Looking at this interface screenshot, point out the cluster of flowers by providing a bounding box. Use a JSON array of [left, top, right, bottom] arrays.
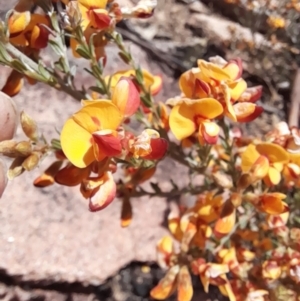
[[151, 120, 300, 301], [1, 1, 300, 301], [147, 60, 300, 300]]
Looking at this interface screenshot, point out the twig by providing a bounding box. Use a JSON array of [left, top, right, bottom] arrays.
[[289, 68, 300, 127], [2, 41, 84, 101]]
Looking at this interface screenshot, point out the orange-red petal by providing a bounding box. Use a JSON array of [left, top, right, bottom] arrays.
[[2, 70, 24, 97], [214, 201, 236, 238], [178, 266, 193, 301], [234, 103, 263, 122], [89, 171, 116, 211], [112, 77, 140, 117]]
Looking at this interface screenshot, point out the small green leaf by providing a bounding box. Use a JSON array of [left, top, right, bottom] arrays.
[[11, 59, 28, 73], [51, 139, 61, 150], [135, 66, 144, 85], [88, 32, 96, 57], [0, 45, 11, 63], [140, 94, 152, 108], [49, 11, 60, 32], [141, 160, 155, 169], [38, 62, 51, 80], [89, 85, 105, 95], [114, 32, 123, 46], [118, 51, 132, 64], [91, 65, 102, 78], [48, 39, 63, 56], [75, 45, 91, 59]]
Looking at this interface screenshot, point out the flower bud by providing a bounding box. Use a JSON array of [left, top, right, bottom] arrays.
[[0, 92, 18, 142], [112, 77, 140, 118], [0, 160, 8, 198], [20, 111, 38, 141], [22, 152, 40, 171], [142, 137, 168, 160], [65, 1, 81, 29], [89, 172, 116, 212], [237, 173, 252, 190], [8, 157, 25, 180], [212, 172, 232, 189], [0, 140, 18, 157], [15, 141, 32, 157]]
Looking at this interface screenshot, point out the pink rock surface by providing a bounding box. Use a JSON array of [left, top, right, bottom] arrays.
[[0, 44, 179, 284]]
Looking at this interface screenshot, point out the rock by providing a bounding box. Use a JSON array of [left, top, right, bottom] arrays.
[[0, 43, 177, 286]]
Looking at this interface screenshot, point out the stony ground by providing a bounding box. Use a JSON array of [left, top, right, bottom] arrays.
[[0, 0, 299, 300]]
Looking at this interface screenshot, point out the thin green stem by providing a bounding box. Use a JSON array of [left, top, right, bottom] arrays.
[[1, 41, 85, 101]]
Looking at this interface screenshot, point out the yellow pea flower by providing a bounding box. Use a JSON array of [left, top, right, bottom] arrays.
[[9, 12, 50, 49], [241, 143, 289, 186], [106, 69, 162, 96], [167, 97, 223, 144], [78, 0, 110, 30], [61, 77, 140, 168]]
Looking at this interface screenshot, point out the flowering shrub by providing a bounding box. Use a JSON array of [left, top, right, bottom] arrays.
[[0, 1, 300, 300]]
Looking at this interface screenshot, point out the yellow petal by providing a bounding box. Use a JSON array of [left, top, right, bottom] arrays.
[[179, 69, 196, 98], [251, 155, 269, 179], [73, 100, 122, 133], [8, 11, 31, 35], [150, 265, 179, 300], [169, 98, 223, 140], [223, 59, 242, 80], [259, 193, 287, 215], [240, 144, 260, 172], [157, 236, 173, 255], [191, 98, 224, 119], [78, 0, 107, 8], [214, 201, 236, 237], [290, 153, 300, 166], [106, 70, 133, 88], [256, 142, 289, 164], [168, 211, 183, 241], [262, 260, 281, 280], [222, 83, 236, 122], [60, 118, 95, 168], [267, 166, 281, 185], [198, 60, 231, 81], [112, 77, 140, 117], [219, 281, 236, 301], [228, 79, 247, 100], [169, 104, 196, 140], [142, 69, 162, 95], [178, 266, 193, 301], [78, 3, 91, 30]]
